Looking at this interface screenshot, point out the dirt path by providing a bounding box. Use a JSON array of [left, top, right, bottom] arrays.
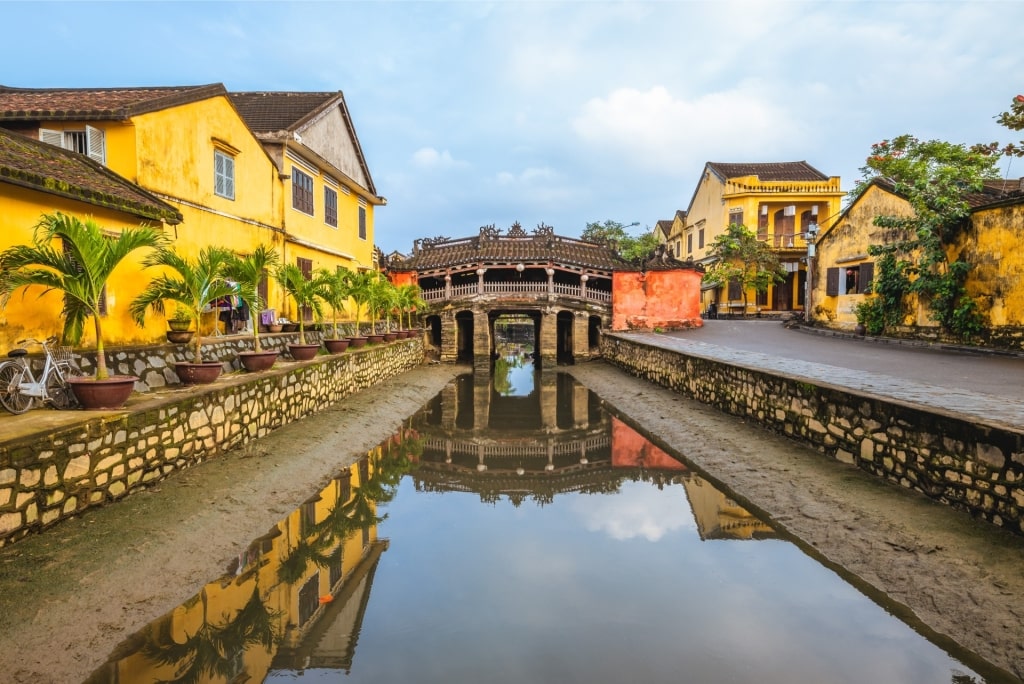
[[568, 362, 1024, 682], [1, 361, 1023, 683]]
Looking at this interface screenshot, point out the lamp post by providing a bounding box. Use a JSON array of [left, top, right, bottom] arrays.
[[804, 223, 818, 322]]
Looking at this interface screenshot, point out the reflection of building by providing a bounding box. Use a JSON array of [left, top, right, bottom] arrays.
[[86, 447, 395, 684], [682, 475, 776, 541]]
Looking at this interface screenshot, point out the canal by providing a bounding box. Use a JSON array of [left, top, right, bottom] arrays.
[[77, 358, 999, 683]]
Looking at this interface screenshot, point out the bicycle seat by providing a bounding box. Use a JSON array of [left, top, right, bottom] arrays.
[[7, 349, 27, 358]]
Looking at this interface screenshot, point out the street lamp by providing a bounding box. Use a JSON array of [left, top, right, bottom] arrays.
[[804, 223, 819, 321]]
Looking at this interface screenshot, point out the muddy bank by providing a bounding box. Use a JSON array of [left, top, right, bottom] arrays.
[[0, 364, 463, 684], [568, 362, 1024, 682]]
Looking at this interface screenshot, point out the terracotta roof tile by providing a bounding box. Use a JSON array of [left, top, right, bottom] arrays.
[[0, 128, 182, 223], [229, 91, 340, 133], [0, 84, 225, 121], [707, 161, 830, 182], [395, 224, 632, 274], [967, 178, 1024, 209]]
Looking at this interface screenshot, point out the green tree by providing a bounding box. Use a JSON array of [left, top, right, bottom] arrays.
[[223, 244, 279, 352], [273, 264, 329, 345], [316, 266, 354, 338], [394, 283, 426, 330], [130, 246, 237, 364], [851, 134, 998, 339], [0, 213, 165, 380], [581, 220, 660, 263], [702, 223, 784, 315]]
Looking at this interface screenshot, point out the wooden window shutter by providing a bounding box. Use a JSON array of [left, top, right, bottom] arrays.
[[860, 262, 875, 292], [86, 125, 105, 164], [358, 206, 367, 240], [728, 278, 742, 300], [826, 267, 840, 296], [40, 128, 63, 147]]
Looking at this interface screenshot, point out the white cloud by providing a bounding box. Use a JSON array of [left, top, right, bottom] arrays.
[[411, 147, 468, 169], [572, 84, 803, 173], [571, 481, 695, 542]]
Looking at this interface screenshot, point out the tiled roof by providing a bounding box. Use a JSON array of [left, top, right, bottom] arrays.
[[654, 220, 673, 238], [0, 84, 225, 121], [968, 178, 1024, 209], [0, 128, 182, 223], [707, 161, 830, 182], [229, 91, 340, 133], [394, 224, 632, 274]]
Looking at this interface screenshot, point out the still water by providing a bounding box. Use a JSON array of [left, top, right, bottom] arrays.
[[87, 360, 993, 683]]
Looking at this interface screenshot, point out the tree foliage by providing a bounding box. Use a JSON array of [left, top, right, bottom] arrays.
[[581, 220, 660, 263], [851, 132, 999, 339], [702, 223, 785, 313], [0, 213, 165, 379]]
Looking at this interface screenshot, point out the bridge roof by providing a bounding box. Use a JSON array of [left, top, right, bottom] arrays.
[[392, 223, 632, 274]]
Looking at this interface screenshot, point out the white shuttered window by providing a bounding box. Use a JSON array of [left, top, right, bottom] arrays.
[[214, 150, 235, 200]]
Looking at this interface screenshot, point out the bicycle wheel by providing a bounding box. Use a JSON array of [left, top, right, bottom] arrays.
[[0, 362, 33, 414], [46, 366, 78, 410]]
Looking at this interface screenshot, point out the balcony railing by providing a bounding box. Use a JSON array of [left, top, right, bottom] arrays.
[[421, 280, 611, 304]]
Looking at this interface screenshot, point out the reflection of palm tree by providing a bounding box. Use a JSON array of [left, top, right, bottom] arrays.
[[141, 587, 279, 684], [276, 533, 336, 586]]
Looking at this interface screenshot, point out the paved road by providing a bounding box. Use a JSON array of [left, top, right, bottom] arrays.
[[638, 320, 1024, 428]]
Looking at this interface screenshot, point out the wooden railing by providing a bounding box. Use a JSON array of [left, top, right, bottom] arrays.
[[421, 281, 611, 304]]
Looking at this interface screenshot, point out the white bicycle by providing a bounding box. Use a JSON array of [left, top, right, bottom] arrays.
[[0, 337, 82, 414]]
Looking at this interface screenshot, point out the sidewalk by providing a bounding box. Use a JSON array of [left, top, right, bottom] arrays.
[[653, 320, 1024, 428]]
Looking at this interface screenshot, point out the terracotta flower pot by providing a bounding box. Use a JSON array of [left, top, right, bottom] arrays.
[[282, 323, 299, 333], [174, 361, 223, 385], [383, 332, 398, 342], [168, 320, 192, 332], [288, 343, 321, 361], [323, 338, 351, 354], [267, 324, 283, 333], [366, 334, 385, 345], [347, 336, 368, 349], [67, 376, 137, 410], [237, 350, 279, 372], [166, 330, 194, 344]]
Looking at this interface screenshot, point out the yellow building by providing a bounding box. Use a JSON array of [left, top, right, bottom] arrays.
[[229, 91, 387, 322], [812, 177, 1024, 346], [682, 161, 843, 315], [0, 84, 384, 342], [0, 127, 182, 351]]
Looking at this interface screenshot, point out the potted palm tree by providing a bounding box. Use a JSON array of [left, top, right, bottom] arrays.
[[317, 266, 353, 353], [273, 264, 327, 361], [345, 270, 377, 348], [166, 306, 195, 344], [364, 273, 388, 344], [395, 283, 426, 338], [130, 246, 236, 385], [0, 213, 163, 409], [224, 245, 281, 372]]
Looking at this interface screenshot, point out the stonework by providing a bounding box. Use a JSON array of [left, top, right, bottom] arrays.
[[0, 338, 423, 547], [601, 334, 1024, 535]]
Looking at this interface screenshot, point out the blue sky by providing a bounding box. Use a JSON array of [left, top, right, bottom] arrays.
[[5, 1, 1023, 254]]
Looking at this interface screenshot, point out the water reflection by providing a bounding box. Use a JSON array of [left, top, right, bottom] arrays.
[[87, 370, 994, 684]]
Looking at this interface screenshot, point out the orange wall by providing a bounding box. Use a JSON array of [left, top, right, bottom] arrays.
[[611, 268, 703, 331]]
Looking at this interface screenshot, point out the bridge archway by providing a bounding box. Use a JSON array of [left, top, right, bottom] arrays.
[[588, 315, 602, 352], [557, 311, 575, 364], [455, 310, 474, 363]]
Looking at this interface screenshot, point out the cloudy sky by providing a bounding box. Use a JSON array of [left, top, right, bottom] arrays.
[[6, 1, 1023, 253]]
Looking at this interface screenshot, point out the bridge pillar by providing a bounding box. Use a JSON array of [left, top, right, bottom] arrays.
[[539, 309, 558, 365], [440, 311, 459, 363], [473, 372, 491, 428], [539, 369, 557, 429], [572, 312, 591, 361], [473, 309, 491, 373], [573, 382, 590, 428]]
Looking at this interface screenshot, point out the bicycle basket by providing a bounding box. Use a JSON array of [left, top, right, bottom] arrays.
[[54, 346, 77, 364]]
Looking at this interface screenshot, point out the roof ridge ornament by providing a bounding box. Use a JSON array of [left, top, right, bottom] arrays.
[[479, 224, 501, 241], [507, 221, 527, 238], [533, 222, 554, 238]]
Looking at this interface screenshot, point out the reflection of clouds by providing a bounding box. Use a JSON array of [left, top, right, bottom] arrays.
[[570, 481, 695, 541]]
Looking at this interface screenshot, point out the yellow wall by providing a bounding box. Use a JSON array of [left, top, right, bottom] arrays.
[[811, 184, 915, 328], [953, 202, 1024, 327], [0, 185, 171, 352]]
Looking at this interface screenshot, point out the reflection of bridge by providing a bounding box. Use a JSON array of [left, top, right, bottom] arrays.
[[389, 223, 629, 369]]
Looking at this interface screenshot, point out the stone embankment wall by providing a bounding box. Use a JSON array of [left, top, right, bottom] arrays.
[[0, 339, 423, 547], [601, 334, 1024, 536]]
